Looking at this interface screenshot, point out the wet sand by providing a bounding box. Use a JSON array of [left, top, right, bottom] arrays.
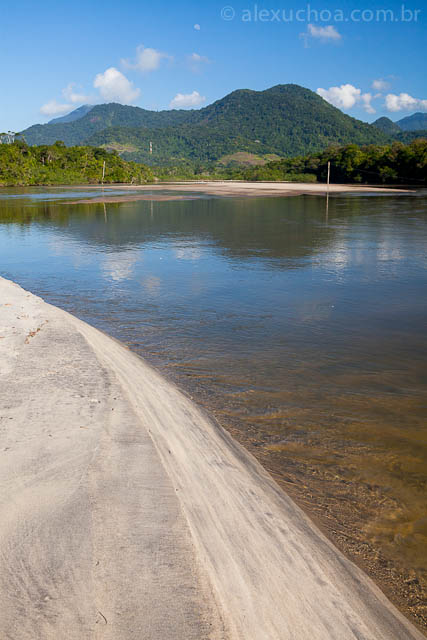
[[67, 180, 410, 204], [0, 276, 425, 639]]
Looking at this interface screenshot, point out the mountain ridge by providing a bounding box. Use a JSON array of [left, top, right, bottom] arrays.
[[397, 112, 427, 131], [20, 84, 396, 164]]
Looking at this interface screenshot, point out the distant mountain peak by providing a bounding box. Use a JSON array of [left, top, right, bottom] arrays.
[[372, 116, 401, 134], [397, 112, 427, 131], [48, 104, 94, 125]]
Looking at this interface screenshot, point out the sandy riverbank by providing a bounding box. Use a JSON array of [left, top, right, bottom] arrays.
[[0, 276, 424, 639], [67, 180, 411, 203]]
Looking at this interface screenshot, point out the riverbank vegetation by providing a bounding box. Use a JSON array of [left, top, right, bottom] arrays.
[[0, 139, 425, 187], [0, 141, 153, 186], [154, 140, 427, 186]]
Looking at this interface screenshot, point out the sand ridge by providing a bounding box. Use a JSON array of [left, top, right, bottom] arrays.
[[61, 180, 411, 204]]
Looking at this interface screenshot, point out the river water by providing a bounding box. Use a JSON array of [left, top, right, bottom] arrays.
[[1, 187, 426, 623]]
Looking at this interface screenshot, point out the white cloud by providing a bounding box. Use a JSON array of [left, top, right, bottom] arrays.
[[40, 82, 95, 116], [62, 83, 92, 104], [317, 84, 361, 109], [190, 53, 210, 64], [361, 92, 376, 114], [94, 67, 140, 104], [40, 100, 73, 116], [188, 52, 211, 72], [372, 78, 390, 91], [385, 92, 427, 112], [169, 90, 206, 109], [306, 23, 342, 41], [41, 68, 140, 116], [194, 23, 201, 30], [122, 45, 171, 72], [317, 84, 376, 113]]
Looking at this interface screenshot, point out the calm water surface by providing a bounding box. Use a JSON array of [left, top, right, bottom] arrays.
[[1, 187, 426, 586]]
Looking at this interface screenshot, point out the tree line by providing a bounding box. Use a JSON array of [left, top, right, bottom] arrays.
[[0, 139, 425, 187], [0, 141, 153, 186], [155, 140, 427, 185]]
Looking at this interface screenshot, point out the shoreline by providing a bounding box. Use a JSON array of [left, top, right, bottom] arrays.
[[0, 276, 425, 639]]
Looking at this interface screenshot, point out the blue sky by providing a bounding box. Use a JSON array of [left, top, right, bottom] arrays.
[[1, 0, 426, 131]]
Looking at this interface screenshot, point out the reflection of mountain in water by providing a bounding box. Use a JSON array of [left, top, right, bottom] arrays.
[[0, 193, 425, 270], [0, 195, 338, 266]]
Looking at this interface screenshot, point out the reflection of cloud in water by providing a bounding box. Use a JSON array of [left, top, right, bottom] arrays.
[[326, 241, 350, 270], [48, 238, 93, 267], [377, 242, 404, 262], [174, 244, 202, 261], [102, 251, 139, 282], [142, 275, 161, 295]]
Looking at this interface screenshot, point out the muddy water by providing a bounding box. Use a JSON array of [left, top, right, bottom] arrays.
[[1, 188, 426, 630]]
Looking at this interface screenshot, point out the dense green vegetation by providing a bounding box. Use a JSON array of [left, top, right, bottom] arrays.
[[393, 130, 427, 144], [153, 140, 427, 185], [1, 139, 425, 187], [87, 124, 279, 165], [372, 117, 402, 135], [0, 141, 153, 186], [21, 85, 390, 164], [239, 140, 427, 184]]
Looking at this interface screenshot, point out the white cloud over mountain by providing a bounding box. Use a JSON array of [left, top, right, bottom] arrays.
[[317, 84, 375, 113], [40, 100, 73, 116], [169, 90, 206, 109], [385, 92, 427, 112], [94, 67, 140, 103], [40, 83, 95, 116]]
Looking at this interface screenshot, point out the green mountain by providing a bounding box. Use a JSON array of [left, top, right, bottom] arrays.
[[21, 103, 193, 146], [372, 116, 401, 134], [21, 84, 390, 165], [397, 112, 427, 131]]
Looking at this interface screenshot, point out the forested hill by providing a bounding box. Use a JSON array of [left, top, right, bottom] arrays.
[[21, 84, 389, 165], [397, 112, 427, 131], [0, 141, 153, 186], [21, 103, 194, 146]]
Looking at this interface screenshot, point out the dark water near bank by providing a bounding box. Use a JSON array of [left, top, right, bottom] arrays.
[[1, 188, 427, 599]]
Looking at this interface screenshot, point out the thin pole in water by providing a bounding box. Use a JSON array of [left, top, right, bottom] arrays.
[[326, 161, 331, 222], [102, 160, 106, 184]]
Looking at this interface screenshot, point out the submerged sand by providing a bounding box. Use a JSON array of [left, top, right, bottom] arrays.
[[66, 180, 411, 204], [0, 277, 424, 639]]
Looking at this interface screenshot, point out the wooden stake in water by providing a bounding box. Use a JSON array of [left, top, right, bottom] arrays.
[[326, 161, 330, 222], [102, 160, 106, 184]]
